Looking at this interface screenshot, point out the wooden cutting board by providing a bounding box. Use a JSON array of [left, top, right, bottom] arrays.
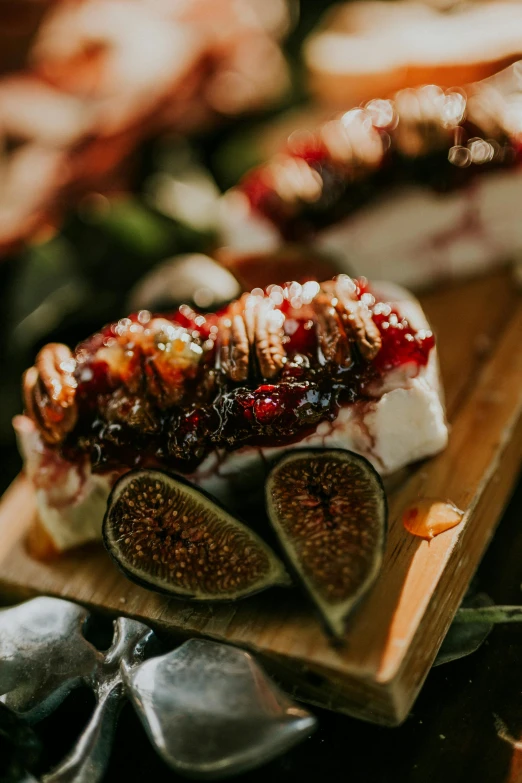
[[1, 270, 522, 727]]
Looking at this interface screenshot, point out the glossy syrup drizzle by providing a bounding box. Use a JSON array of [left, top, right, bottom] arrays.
[[403, 499, 464, 540]]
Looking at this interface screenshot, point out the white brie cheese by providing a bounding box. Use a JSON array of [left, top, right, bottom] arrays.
[[15, 283, 447, 551], [220, 168, 522, 290]]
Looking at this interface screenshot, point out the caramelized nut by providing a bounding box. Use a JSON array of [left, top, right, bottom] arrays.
[[24, 343, 78, 444], [313, 291, 352, 367], [219, 307, 250, 383], [253, 305, 286, 379], [219, 295, 286, 382], [334, 278, 381, 361]]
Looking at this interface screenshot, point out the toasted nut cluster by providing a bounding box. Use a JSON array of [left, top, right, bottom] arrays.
[[219, 277, 381, 380], [93, 316, 205, 409], [219, 293, 286, 381], [105, 387, 160, 435], [313, 291, 353, 368], [23, 343, 78, 444], [315, 276, 381, 366], [333, 276, 381, 361]]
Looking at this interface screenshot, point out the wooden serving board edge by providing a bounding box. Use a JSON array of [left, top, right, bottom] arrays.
[[220, 301, 522, 725], [0, 275, 521, 726]]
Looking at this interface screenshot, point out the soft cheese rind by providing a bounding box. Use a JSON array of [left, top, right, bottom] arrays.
[[14, 415, 113, 551]]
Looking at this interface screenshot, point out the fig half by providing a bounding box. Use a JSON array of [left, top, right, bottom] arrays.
[[265, 449, 387, 638], [103, 469, 289, 600]]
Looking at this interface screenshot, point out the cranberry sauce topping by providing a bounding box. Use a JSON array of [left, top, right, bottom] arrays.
[[60, 279, 435, 475], [239, 86, 522, 241]]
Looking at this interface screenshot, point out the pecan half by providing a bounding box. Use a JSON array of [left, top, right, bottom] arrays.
[[334, 278, 381, 361], [313, 291, 352, 367], [219, 295, 286, 381], [23, 343, 78, 444], [253, 304, 286, 379], [219, 306, 250, 383]]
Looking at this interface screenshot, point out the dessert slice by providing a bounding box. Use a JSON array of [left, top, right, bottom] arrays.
[[219, 62, 522, 290], [304, 1, 522, 108], [15, 275, 448, 554]]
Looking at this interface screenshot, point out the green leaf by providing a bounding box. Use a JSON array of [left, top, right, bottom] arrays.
[[454, 606, 522, 624], [434, 593, 494, 667], [86, 198, 175, 258], [8, 236, 89, 351]]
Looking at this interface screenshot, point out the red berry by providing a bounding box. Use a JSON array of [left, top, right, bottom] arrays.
[[254, 396, 280, 424]]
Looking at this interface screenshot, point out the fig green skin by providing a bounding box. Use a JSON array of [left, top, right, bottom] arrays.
[[102, 468, 290, 603], [264, 448, 388, 641]]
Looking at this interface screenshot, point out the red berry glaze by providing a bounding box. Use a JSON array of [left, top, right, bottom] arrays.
[[52, 278, 435, 477]]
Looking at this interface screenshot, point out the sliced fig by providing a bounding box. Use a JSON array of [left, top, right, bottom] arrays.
[[265, 449, 387, 638], [103, 469, 289, 600]]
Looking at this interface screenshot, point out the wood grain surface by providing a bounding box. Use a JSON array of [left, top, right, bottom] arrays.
[[1, 270, 521, 726]]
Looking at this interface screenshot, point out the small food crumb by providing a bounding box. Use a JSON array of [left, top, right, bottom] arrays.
[[119, 597, 127, 604], [440, 734, 446, 740]]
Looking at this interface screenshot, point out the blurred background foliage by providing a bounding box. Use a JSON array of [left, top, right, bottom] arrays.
[[0, 0, 336, 491]]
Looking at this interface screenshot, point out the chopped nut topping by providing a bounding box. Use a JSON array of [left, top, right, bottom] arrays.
[[105, 387, 160, 434], [96, 317, 204, 407], [24, 343, 78, 444]]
